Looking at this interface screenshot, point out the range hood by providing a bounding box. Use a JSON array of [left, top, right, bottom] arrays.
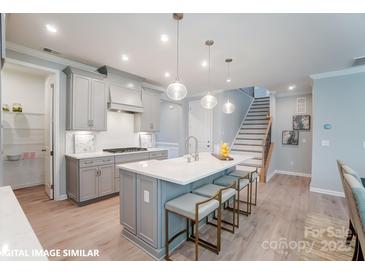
[[108, 84, 143, 113], [98, 65, 144, 113]]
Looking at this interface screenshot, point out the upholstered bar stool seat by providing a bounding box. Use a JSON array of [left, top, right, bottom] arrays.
[[193, 184, 236, 203], [193, 182, 237, 233], [164, 192, 221, 261], [165, 193, 219, 220], [215, 174, 251, 222]]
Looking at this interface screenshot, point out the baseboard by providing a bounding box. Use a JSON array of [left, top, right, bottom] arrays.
[[310, 187, 345, 198], [55, 194, 68, 201], [11, 182, 44, 190], [266, 172, 276, 182], [274, 170, 312, 178]]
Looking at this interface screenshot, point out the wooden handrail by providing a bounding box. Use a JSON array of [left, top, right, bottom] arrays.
[[260, 115, 273, 183]]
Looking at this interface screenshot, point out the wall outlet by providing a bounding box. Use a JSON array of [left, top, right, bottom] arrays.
[[321, 140, 330, 147], [144, 190, 150, 203], [302, 138, 307, 143]]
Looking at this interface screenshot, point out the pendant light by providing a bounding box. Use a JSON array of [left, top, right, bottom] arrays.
[[201, 40, 218, 109], [166, 13, 187, 101], [222, 58, 235, 114]]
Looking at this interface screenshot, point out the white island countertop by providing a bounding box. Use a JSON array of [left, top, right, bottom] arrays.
[[0, 186, 48, 261], [117, 152, 253, 185]]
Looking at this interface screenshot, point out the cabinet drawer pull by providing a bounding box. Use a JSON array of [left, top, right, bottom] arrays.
[[85, 161, 94, 164]]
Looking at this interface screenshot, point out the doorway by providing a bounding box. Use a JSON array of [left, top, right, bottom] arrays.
[[1, 62, 56, 199], [188, 100, 213, 152]]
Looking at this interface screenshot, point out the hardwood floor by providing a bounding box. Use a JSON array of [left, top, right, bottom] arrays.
[[14, 174, 348, 261]]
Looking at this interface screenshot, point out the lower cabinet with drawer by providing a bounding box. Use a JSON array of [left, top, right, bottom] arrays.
[[66, 156, 115, 205]]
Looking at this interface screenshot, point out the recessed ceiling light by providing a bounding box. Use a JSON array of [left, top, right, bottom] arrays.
[[201, 60, 208, 67], [164, 72, 170, 78], [127, 83, 134, 88], [121, 54, 129, 61], [160, 34, 169, 43], [46, 24, 57, 33], [288, 85, 296, 90], [226, 78, 231, 83]]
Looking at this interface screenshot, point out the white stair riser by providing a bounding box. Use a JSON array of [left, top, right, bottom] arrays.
[[238, 134, 264, 139], [235, 139, 263, 145], [244, 120, 269, 124], [239, 129, 266, 134], [241, 159, 262, 167], [232, 151, 262, 159], [241, 124, 268, 129], [232, 145, 263, 152], [246, 116, 268, 120], [248, 111, 269, 116]]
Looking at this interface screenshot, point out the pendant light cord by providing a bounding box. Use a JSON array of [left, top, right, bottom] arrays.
[[176, 20, 180, 81], [208, 44, 211, 92]]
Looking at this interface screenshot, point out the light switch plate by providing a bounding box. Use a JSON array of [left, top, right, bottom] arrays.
[[363, 141, 365, 149], [321, 140, 330, 147], [302, 138, 307, 143], [144, 190, 150, 203]]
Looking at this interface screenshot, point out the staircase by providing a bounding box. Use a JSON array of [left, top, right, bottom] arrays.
[[231, 96, 274, 182]]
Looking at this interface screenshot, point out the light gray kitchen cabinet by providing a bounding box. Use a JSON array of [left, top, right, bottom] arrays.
[[120, 170, 137, 234], [136, 175, 158, 248], [79, 167, 99, 202], [98, 164, 115, 196], [134, 88, 162, 132], [64, 67, 107, 131], [66, 156, 116, 205]]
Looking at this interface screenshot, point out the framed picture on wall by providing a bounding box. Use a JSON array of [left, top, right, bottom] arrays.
[[293, 114, 311, 130], [282, 130, 299, 145]]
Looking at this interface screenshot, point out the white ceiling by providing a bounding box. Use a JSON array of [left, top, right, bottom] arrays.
[[6, 13, 365, 95]]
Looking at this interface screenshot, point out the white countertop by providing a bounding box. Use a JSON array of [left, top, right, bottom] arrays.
[[117, 152, 253, 185], [0, 186, 48, 261], [65, 147, 168, 160]]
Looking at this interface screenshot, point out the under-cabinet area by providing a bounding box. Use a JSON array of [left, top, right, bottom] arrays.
[[66, 149, 168, 205]]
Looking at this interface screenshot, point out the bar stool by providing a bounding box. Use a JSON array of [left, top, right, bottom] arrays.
[[230, 167, 258, 206], [165, 192, 221, 261], [214, 175, 250, 227], [192, 182, 237, 234]]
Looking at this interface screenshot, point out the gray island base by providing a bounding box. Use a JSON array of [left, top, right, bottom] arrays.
[[118, 152, 252, 259]]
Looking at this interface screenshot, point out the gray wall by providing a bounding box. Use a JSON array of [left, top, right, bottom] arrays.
[[155, 100, 185, 156], [269, 94, 312, 176], [311, 72, 365, 193], [183, 89, 253, 153]]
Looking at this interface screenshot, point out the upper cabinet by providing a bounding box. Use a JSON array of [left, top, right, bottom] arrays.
[[134, 87, 162, 132], [64, 67, 107, 131]]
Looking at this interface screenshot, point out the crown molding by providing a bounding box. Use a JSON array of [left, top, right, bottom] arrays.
[[6, 41, 99, 72], [310, 65, 365, 80]]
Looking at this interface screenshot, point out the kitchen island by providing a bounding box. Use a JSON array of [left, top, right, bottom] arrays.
[[117, 152, 252, 259]]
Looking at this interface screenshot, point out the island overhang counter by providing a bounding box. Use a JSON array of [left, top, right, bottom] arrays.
[[117, 152, 252, 259]]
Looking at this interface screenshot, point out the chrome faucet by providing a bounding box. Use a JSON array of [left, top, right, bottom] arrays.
[[185, 136, 199, 162]]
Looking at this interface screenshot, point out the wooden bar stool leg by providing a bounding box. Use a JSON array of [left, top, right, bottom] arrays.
[[195, 216, 199, 260], [217, 201, 222, 251], [165, 209, 170, 260]]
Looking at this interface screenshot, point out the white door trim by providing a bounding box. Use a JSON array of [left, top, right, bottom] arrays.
[[4, 58, 62, 200]]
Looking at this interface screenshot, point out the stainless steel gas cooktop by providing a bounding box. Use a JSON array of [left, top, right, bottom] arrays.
[[102, 147, 147, 153]]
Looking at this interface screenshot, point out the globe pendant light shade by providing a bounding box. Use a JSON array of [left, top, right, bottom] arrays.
[[166, 13, 187, 101], [222, 99, 235, 114], [201, 40, 217, 109], [166, 81, 187, 101], [201, 92, 218, 109]]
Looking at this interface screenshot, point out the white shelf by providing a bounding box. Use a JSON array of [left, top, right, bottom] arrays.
[[2, 112, 45, 116], [3, 127, 45, 130]]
